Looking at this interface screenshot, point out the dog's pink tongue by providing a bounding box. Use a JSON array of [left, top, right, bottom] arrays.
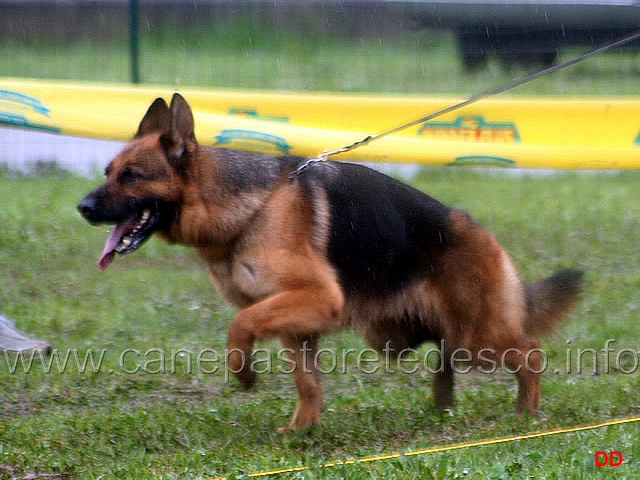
[[97, 221, 131, 270], [98, 249, 116, 271]]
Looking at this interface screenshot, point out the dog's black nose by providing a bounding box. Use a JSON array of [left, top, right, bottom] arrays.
[[77, 196, 97, 221]]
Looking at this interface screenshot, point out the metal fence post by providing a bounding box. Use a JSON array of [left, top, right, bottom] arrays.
[[129, 0, 140, 83]]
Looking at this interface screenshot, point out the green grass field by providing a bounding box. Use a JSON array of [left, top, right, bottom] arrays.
[[0, 168, 639, 479], [1, 17, 640, 480], [2, 23, 640, 95]]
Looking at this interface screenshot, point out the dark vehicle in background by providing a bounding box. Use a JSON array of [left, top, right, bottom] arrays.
[[403, 0, 640, 68]]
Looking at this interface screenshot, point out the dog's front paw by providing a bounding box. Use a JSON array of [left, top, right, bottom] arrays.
[[226, 345, 256, 389], [235, 367, 257, 390]]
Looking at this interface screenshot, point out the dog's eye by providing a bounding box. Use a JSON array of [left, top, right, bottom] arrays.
[[120, 167, 144, 184]]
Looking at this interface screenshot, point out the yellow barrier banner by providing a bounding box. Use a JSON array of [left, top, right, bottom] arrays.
[[1, 77, 640, 169]]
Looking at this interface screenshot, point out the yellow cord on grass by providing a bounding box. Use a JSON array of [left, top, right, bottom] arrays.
[[210, 415, 640, 479]]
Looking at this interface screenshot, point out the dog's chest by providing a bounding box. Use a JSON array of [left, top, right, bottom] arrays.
[[205, 258, 275, 308]]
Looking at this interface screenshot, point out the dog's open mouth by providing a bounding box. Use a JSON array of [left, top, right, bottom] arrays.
[[98, 209, 161, 270]]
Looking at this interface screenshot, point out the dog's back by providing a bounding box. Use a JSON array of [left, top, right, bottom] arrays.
[[302, 161, 452, 296]]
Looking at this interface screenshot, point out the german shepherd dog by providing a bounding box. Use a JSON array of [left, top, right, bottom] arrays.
[[78, 94, 583, 431]]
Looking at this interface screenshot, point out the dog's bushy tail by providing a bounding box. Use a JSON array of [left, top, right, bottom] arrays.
[[524, 268, 584, 337]]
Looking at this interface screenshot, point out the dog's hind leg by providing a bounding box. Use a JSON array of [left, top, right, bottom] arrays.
[[494, 338, 542, 416], [513, 341, 542, 415], [432, 351, 455, 412]]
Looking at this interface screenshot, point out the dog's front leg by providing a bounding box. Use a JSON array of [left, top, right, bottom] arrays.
[[277, 333, 322, 431], [226, 319, 257, 389], [226, 285, 343, 430]]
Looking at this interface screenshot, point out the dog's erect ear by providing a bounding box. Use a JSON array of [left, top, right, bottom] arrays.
[[164, 93, 197, 163], [135, 98, 171, 138]]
